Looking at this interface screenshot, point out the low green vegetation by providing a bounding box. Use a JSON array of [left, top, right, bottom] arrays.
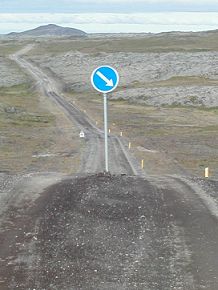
[[0, 84, 55, 173], [0, 40, 28, 56], [0, 82, 82, 174], [68, 91, 218, 177], [27, 32, 218, 56], [0, 83, 54, 127]]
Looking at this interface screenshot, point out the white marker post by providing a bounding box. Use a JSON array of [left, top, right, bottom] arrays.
[[91, 66, 119, 172], [205, 167, 209, 178]]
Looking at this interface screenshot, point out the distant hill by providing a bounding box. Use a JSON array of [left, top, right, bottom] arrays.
[[7, 24, 87, 38]]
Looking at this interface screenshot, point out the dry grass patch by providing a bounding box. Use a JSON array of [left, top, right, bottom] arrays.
[[0, 84, 82, 174], [26, 33, 218, 56], [67, 92, 218, 177], [0, 40, 28, 56]]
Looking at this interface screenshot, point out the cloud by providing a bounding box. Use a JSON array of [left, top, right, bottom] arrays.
[[1, 12, 218, 25], [55, 0, 218, 3], [0, 12, 218, 33], [1, 0, 218, 13]]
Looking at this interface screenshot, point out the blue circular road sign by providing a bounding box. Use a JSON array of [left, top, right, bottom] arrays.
[[91, 65, 119, 93]]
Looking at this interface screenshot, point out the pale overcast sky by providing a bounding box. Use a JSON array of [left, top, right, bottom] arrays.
[[0, 0, 218, 33]]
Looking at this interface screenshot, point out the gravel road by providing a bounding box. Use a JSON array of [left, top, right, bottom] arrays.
[[9, 45, 141, 176], [0, 45, 217, 290]]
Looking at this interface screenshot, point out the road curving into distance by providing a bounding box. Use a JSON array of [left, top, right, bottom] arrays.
[[9, 44, 142, 176]]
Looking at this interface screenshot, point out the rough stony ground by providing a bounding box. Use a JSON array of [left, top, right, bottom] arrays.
[[1, 173, 218, 290], [112, 85, 218, 107], [0, 57, 29, 87], [0, 174, 190, 290], [0, 172, 64, 288], [28, 51, 218, 107]]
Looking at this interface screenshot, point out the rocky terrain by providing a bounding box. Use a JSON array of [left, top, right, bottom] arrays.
[[27, 50, 218, 107], [0, 57, 29, 87]]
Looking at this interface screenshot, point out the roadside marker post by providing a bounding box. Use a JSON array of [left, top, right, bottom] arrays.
[[79, 130, 85, 138], [141, 159, 144, 169], [128, 142, 131, 150], [91, 65, 119, 172], [205, 167, 209, 178]]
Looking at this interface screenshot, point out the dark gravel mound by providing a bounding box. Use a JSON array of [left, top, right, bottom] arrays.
[[2, 174, 218, 289], [0, 173, 198, 290], [29, 173, 188, 290]]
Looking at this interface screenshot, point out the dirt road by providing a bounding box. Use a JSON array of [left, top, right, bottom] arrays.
[[0, 45, 217, 290], [9, 45, 141, 176]]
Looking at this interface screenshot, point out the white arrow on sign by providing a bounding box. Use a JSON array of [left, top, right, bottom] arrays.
[[96, 70, 114, 87]]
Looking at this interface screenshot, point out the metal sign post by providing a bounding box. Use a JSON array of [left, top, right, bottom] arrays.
[[91, 65, 119, 172], [103, 93, 109, 172]]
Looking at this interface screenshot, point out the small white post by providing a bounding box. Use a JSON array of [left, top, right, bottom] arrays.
[[120, 131, 123, 137], [141, 159, 144, 169], [205, 167, 209, 178], [128, 142, 131, 149]]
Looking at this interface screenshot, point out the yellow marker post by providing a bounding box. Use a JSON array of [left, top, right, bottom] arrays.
[[120, 132, 123, 137], [128, 142, 131, 150], [109, 129, 111, 134], [205, 167, 209, 178], [141, 159, 144, 169]]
